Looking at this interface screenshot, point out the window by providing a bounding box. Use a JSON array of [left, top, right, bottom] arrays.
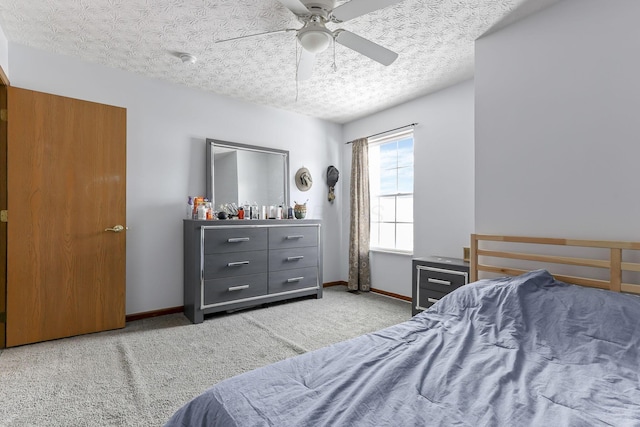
[[369, 131, 414, 252]]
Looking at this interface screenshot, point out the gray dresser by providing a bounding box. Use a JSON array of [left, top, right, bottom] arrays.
[[183, 219, 322, 323]]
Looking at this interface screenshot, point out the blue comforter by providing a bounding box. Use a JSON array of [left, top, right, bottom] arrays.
[[166, 270, 640, 426]]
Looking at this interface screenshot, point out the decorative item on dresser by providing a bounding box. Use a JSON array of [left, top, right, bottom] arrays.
[[411, 256, 469, 316], [183, 219, 322, 324]]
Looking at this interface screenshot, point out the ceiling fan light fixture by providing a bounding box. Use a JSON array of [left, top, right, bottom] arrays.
[[297, 25, 333, 54]]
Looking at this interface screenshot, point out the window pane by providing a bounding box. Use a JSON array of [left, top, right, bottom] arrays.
[[396, 224, 413, 251], [398, 166, 413, 194], [397, 138, 413, 167], [396, 196, 413, 223], [379, 168, 397, 195], [379, 196, 396, 222], [379, 142, 398, 169], [379, 223, 395, 248]]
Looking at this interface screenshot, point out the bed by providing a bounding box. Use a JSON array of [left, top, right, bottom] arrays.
[[166, 234, 640, 426]]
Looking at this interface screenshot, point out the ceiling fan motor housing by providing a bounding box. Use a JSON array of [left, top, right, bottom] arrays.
[[300, 0, 336, 19]]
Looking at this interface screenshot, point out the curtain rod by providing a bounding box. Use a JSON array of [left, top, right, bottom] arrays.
[[345, 123, 418, 144]]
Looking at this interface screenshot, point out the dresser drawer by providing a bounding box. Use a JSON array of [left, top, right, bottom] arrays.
[[204, 250, 268, 279], [204, 273, 268, 305], [417, 288, 448, 310], [268, 267, 318, 294], [204, 228, 268, 254], [269, 246, 318, 271], [417, 266, 467, 293], [269, 226, 319, 249]]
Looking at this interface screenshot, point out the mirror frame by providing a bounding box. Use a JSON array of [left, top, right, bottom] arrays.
[[206, 138, 290, 209]]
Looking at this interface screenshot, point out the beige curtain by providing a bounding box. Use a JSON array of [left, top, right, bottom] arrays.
[[348, 138, 371, 291]]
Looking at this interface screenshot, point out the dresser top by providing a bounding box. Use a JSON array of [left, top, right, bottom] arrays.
[[184, 219, 321, 225]]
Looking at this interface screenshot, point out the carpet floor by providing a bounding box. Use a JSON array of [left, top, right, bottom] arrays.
[[0, 286, 411, 426]]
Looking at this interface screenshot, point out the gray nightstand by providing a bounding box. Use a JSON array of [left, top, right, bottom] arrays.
[[412, 256, 469, 315]]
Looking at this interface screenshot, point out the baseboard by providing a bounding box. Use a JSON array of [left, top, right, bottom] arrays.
[[125, 306, 184, 322], [125, 282, 411, 322], [323, 280, 410, 302], [370, 288, 411, 302], [323, 280, 347, 287]]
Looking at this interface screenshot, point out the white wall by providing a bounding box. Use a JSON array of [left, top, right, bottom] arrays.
[[475, 0, 640, 241], [0, 25, 8, 78], [343, 80, 475, 297], [8, 43, 343, 315]]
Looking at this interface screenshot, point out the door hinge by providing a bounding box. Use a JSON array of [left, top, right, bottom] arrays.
[[0, 210, 6, 222], [0, 109, 6, 122]]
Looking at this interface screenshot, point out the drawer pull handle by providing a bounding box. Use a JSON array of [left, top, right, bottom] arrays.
[[227, 261, 250, 267], [287, 277, 304, 283], [286, 256, 304, 261], [228, 285, 250, 292], [228, 237, 250, 243], [428, 278, 451, 286], [286, 235, 304, 240], [427, 297, 440, 304]]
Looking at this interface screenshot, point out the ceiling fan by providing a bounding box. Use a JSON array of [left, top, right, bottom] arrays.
[[215, 0, 404, 81]]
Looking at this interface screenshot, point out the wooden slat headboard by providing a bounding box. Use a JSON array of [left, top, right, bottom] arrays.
[[470, 234, 640, 295]]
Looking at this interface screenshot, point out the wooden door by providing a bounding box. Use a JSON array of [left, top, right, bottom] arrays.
[[6, 87, 126, 347], [0, 69, 7, 348]]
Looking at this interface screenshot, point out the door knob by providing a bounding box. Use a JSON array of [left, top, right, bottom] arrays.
[[104, 225, 127, 232]]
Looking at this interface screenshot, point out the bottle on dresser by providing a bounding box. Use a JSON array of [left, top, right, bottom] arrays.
[[187, 197, 194, 219], [197, 203, 207, 220]]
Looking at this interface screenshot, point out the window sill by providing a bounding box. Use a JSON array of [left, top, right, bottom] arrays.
[[369, 247, 413, 256]]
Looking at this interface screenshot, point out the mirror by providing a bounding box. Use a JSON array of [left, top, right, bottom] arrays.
[[206, 138, 289, 210]]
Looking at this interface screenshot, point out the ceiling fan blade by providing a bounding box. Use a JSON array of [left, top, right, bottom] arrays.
[[215, 28, 296, 44], [297, 48, 315, 81], [331, 0, 404, 22], [335, 30, 398, 66], [277, 0, 310, 16]]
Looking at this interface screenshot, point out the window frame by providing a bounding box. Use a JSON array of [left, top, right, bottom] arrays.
[[368, 129, 414, 255]]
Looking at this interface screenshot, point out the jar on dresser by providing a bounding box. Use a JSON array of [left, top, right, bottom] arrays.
[[183, 219, 323, 324]]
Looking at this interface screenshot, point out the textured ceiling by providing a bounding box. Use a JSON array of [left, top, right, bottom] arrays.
[[0, 0, 534, 123]]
